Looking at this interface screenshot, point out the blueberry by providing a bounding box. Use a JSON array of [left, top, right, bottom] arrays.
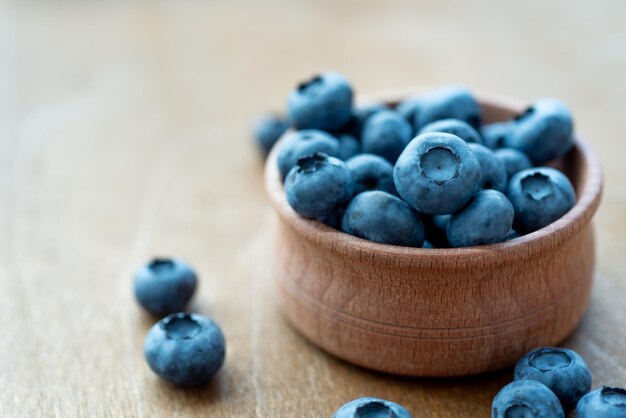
[[144, 313, 225, 387], [333, 397, 412, 418], [481, 121, 514, 150], [347, 101, 389, 138], [514, 347, 592, 411], [276, 130, 339, 179], [492, 380, 565, 418], [396, 95, 426, 132], [362, 110, 413, 163], [577, 387, 626, 418], [134, 258, 197, 316], [394, 132, 481, 215], [504, 99, 574, 164], [251, 113, 289, 157], [342, 191, 424, 247], [421, 215, 451, 248], [285, 153, 353, 218], [337, 134, 361, 160], [419, 118, 483, 144], [416, 86, 482, 130], [346, 153, 396, 196], [287, 72, 353, 131], [447, 190, 514, 247], [507, 167, 576, 233], [507, 229, 521, 240], [495, 148, 533, 179], [468, 143, 507, 192], [423, 240, 434, 248]]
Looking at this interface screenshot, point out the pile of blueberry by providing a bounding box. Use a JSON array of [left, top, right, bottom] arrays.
[[254, 72, 579, 247], [331, 347, 626, 417], [134, 257, 226, 387]]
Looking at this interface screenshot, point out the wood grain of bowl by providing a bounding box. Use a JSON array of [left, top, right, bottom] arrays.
[[264, 90, 603, 377]]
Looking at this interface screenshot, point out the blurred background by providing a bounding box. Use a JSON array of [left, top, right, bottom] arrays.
[[1, 1, 625, 417]]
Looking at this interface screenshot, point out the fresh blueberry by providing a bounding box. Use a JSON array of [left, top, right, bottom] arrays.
[[394, 132, 481, 215], [346, 101, 389, 138], [423, 240, 434, 248], [416, 86, 482, 130], [481, 121, 514, 150], [276, 130, 339, 179], [285, 153, 353, 219], [507, 229, 521, 240], [317, 204, 347, 230], [251, 113, 289, 157], [144, 313, 225, 387], [447, 190, 514, 247], [342, 191, 424, 247], [507, 167, 576, 233], [287, 72, 353, 131], [333, 397, 412, 418], [492, 380, 565, 418], [428, 214, 451, 247], [514, 347, 592, 411], [495, 148, 533, 180], [362, 110, 413, 163], [432, 214, 451, 232], [337, 134, 361, 160], [418, 118, 483, 144], [468, 143, 507, 192], [346, 153, 396, 196], [134, 258, 197, 316], [504, 98, 574, 164], [396, 95, 426, 132], [577, 387, 626, 418]]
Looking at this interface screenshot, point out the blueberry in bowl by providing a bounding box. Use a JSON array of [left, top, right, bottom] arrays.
[[264, 87, 602, 377]]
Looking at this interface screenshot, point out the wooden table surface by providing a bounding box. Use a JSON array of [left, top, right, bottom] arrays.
[[1, 1, 624, 416]]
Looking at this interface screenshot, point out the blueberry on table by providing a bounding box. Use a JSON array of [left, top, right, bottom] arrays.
[[495, 147, 533, 180], [481, 121, 514, 150], [416, 85, 482, 130], [144, 313, 225, 387], [447, 190, 514, 247], [514, 347, 592, 411], [577, 387, 626, 418], [492, 380, 565, 418], [251, 113, 289, 157], [342, 191, 424, 247], [468, 143, 507, 192], [394, 132, 481, 215], [134, 258, 197, 316], [418, 118, 483, 144], [287, 72, 353, 131], [362, 110, 413, 163], [504, 98, 574, 164], [333, 397, 413, 418], [507, 167, 576, 234], [346, 153, 396, 196], [276, 129, 339, 179], [285, 153, 353, 219], [337, 134, 361, 160]]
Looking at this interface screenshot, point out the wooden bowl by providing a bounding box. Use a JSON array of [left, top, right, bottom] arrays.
[[264, 90, 603, 377]]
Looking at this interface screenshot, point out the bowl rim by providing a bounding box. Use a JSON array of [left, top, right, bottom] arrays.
[[264, 89, 603, 266]]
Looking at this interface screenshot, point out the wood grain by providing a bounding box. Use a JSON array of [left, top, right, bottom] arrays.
[[1, 0, 625, 417]]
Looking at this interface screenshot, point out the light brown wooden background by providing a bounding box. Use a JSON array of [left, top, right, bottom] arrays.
[[1, 1, 624, 417]]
